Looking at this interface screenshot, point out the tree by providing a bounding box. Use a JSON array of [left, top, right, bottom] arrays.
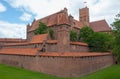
[[111, 12, 120, 62], [34, 22, 48, 35], [79, 26, 111, 52], [70, 30, 78, 41], [78, 26, 94, 42]]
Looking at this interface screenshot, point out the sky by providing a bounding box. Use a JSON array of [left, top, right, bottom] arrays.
[[0, 0, 120, 39]]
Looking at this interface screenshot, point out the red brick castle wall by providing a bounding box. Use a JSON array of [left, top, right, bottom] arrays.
[[0, 54, 113, 77]]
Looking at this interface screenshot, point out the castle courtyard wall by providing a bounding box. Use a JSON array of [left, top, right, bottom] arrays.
[[0, 54, 113, 77]]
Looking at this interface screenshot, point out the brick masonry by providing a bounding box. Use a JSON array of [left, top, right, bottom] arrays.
[[0, 54, 113, 77]]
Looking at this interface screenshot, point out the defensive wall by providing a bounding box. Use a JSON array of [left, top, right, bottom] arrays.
[[0, 53, 114, 77]]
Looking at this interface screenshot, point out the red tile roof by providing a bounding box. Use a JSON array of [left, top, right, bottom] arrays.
[[3, 42, 29, 46], [39, 52, 111, 57], [3, 40, 87, 46], [0, 38, 26, 42], [70, 42, 88, 46], [0, 48, 37, 56], [90, 19, 111, 32], [0, 48, 111, 57], [2, 34, 48, 46], [30, 34, 48, 44], [28, 9, 69, 32]]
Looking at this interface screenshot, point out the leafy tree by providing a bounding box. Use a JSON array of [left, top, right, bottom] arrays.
[[78, 26, 94, 42], [48, 28, 54, 39], [34, 22, 48, 35], [79, 26, 111, 52], [111, 12, 120, 62], [70, 30, 78, 41]]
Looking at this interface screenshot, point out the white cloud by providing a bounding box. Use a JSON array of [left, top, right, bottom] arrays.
[[88, 0, 120, 25], [20, 12, 32, 21], [4, 0, 120, 25], [0, 21, 26, 39], [4, 0, 69, 19], [0, 3, 7, 12], [68, 0, 120, 25]]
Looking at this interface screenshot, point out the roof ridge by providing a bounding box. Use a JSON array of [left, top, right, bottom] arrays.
[[90, 19, 105, 23], [37, 9, 65, 22]]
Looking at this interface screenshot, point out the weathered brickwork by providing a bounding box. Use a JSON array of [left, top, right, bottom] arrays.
[[0, 54, 113, 77]]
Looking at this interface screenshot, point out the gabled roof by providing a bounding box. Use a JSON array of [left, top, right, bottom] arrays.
[[28, 8, 69, 32], [30, 34, 48, 44], [90, 19, 111, 32]]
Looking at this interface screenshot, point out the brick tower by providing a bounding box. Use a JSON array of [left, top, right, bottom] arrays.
[[57, 24, 70, 53], [55, 8, 70, 53], [79, 7, 89, 26]]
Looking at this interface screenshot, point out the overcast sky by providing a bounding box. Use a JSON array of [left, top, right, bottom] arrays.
[[0, 0, 120, 39]]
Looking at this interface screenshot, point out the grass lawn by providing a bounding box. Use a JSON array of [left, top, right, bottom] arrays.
[[0, 64, 120, 79]]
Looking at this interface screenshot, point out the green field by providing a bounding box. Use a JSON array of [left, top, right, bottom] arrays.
[[0, 64, 120, 79]]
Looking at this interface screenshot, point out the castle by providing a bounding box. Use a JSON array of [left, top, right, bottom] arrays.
[[0, 7, 113, 77]]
